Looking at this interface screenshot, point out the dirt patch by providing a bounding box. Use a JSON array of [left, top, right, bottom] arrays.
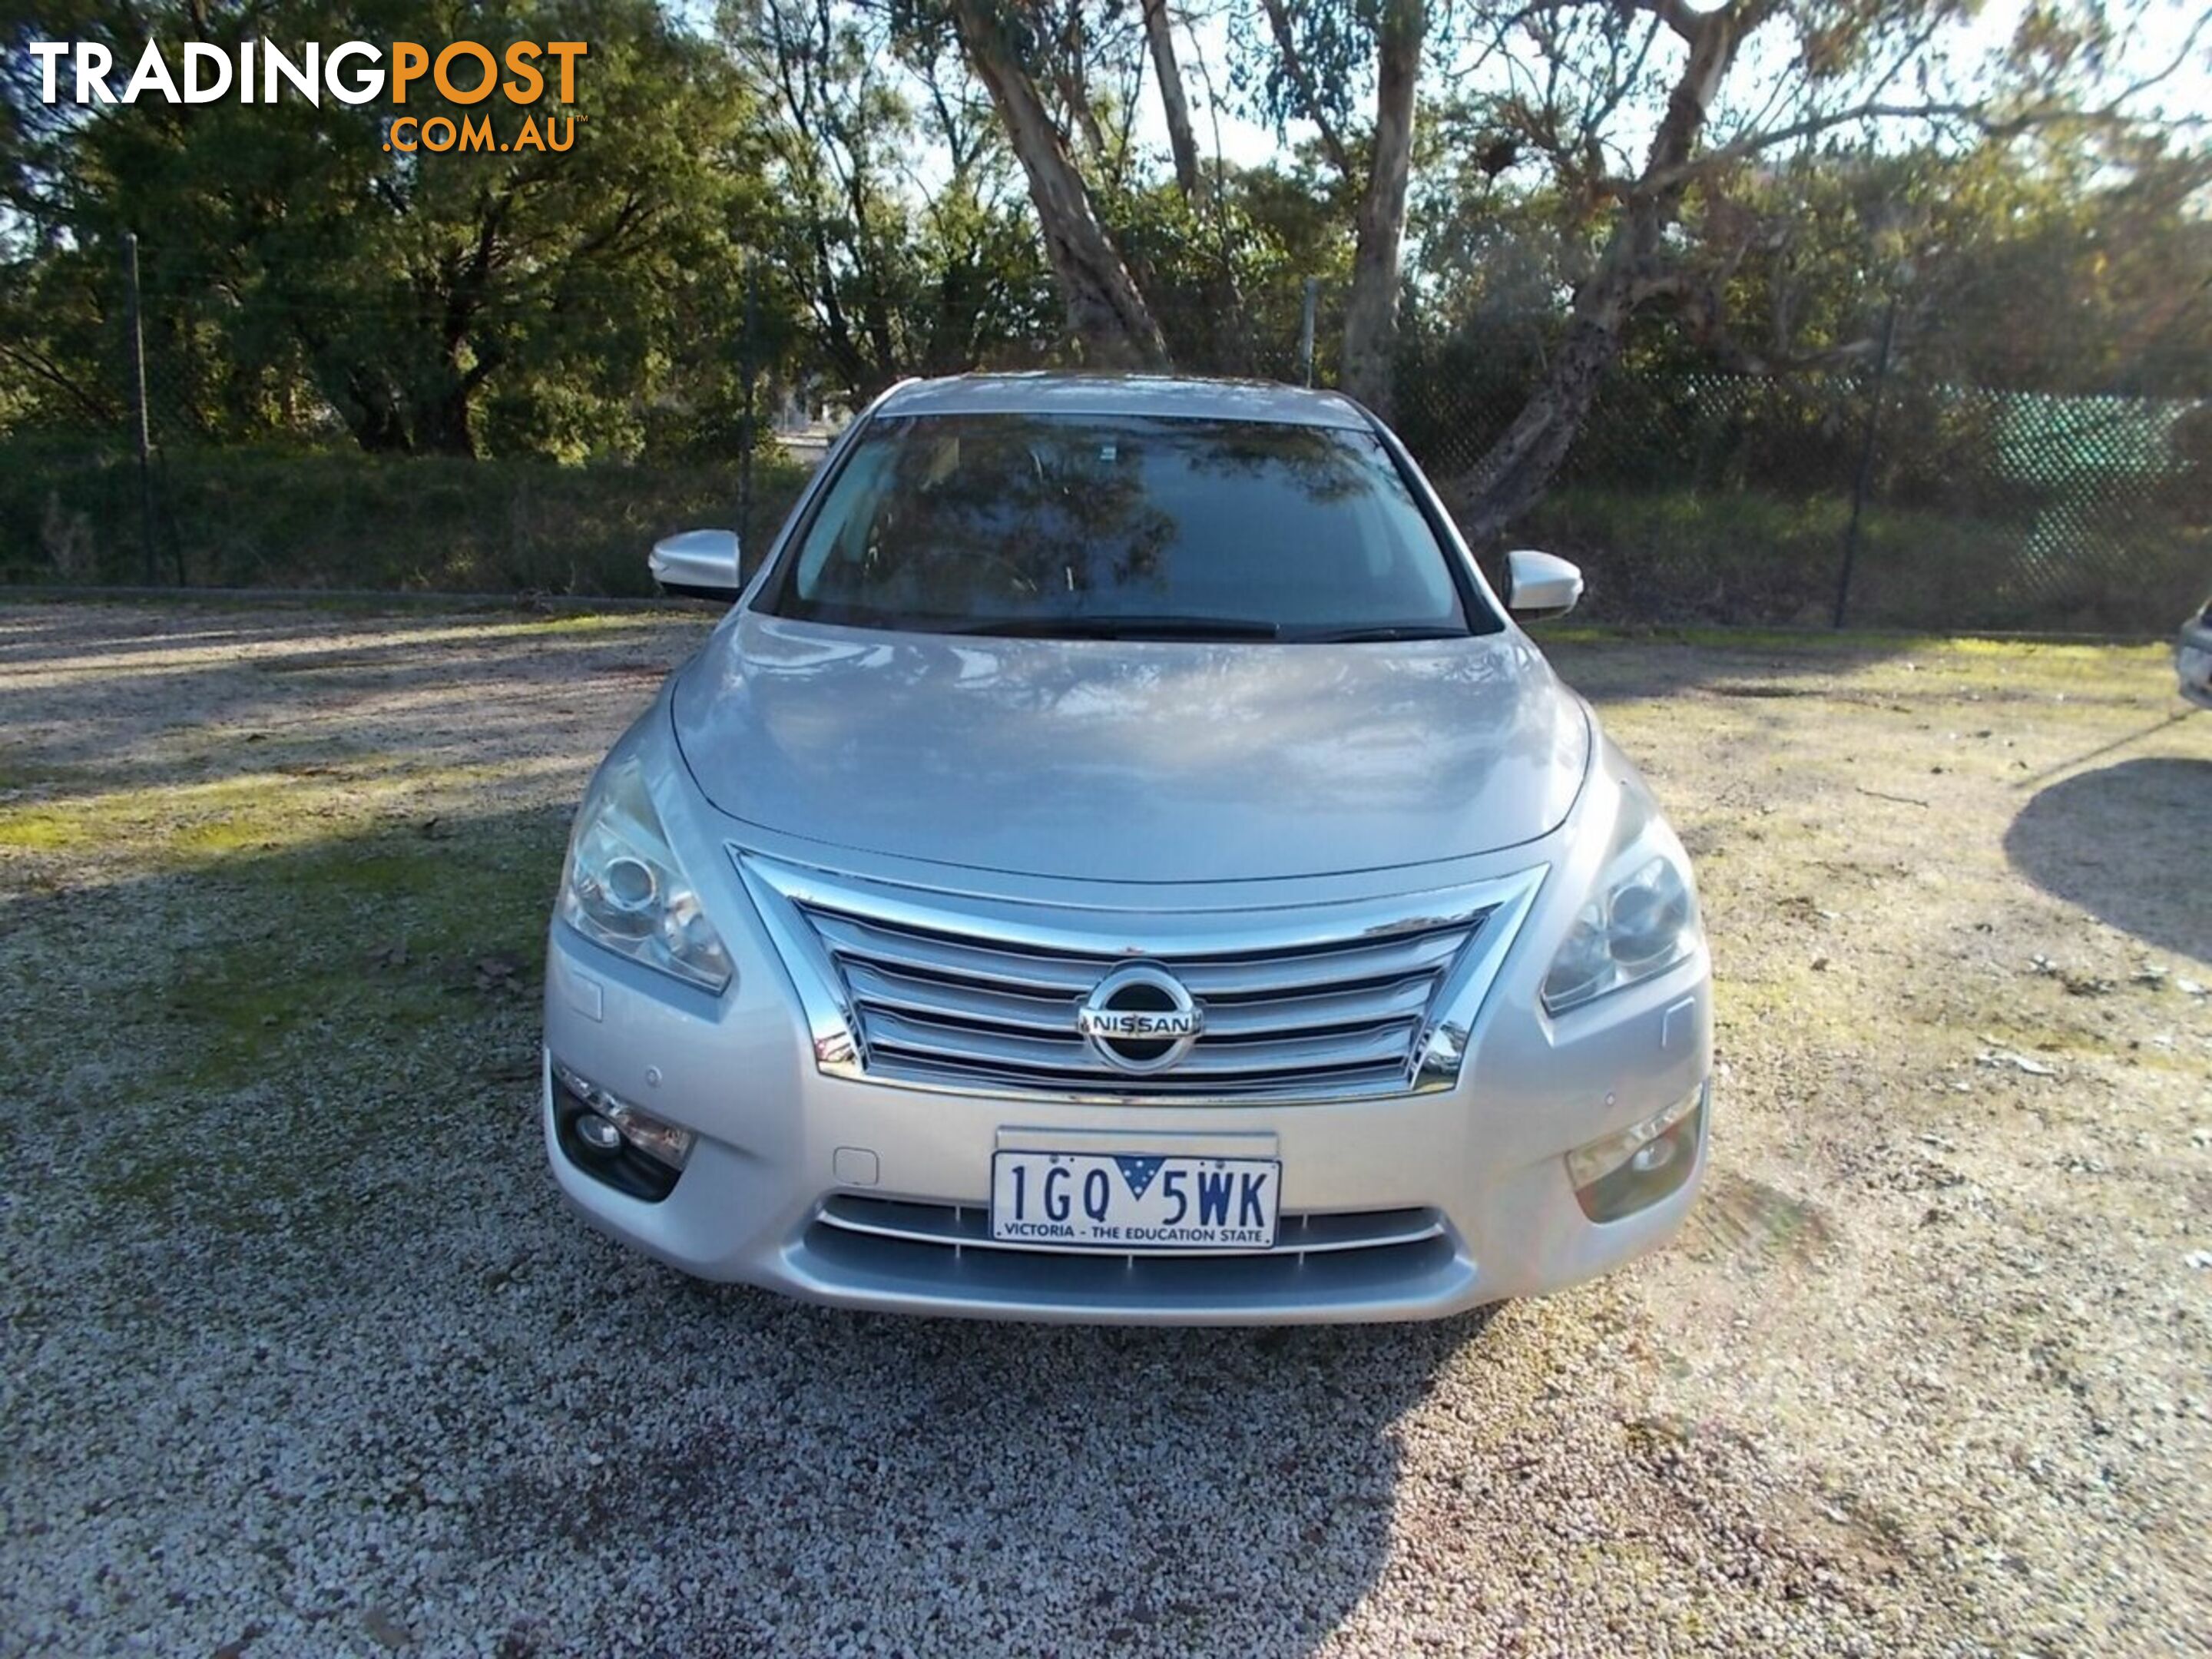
[[1679, 1170, 1839, 1269]]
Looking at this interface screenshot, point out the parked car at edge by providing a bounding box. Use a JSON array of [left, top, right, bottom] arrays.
[[2178, 596, 2212, 709], [543, 374, 1712, 1324]]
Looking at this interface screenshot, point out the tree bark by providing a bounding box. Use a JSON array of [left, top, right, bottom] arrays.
[[949, 0, 1169, 368], [1141, 0, 1204, 207], [1457, 1, 1750, 542], [1339, 0, 1424, 413]]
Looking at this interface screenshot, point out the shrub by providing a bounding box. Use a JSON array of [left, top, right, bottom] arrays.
[[0, 439, 810, 594]]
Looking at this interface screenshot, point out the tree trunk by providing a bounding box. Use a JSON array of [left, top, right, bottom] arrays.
[[1339, 0, 1423, 414], [949, 0, 1169, 369], [1452, 276, 1640, 545], [1458, 2, 1747, 541], [808, 222, 872, 405], [419, 380, 479, 458], [339, 365, 412, 454], [1141, 0, 1204, 207]]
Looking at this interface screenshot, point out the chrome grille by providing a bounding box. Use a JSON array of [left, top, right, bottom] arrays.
[[737, 854, 1549, 1102]]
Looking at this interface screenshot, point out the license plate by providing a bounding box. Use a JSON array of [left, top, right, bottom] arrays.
[[990, 1151, 1280, 1250]]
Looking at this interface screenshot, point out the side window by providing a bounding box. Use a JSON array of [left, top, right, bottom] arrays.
[[793, 437, 900, 600]]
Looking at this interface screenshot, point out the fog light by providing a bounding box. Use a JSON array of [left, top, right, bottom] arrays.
[[551, 1058, 696, 1171], [1568, 1082, 1707, 1222], [550, 1058, 695, 1204], [575, 1111, 623, 1152], [1630, 1137, 1677, 1175]]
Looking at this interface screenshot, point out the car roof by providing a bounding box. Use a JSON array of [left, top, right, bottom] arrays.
[[874, 373, 1375, 431]]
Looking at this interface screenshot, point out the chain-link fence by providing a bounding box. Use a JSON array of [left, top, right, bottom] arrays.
[[1392, 362, 2210, 631], [3, 254, 2205, 630], [4, 432, 806, 599]]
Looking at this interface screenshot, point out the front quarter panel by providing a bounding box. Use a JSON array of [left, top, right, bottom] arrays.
[[543, 692, 826, 1261]]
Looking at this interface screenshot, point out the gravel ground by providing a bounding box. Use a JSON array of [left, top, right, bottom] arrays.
[[2, 601, 2207, 1657]]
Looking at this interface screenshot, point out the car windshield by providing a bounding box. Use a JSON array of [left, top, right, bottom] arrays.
[[761, 412, 1492, 640]]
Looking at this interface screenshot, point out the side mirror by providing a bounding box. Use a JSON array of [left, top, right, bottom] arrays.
[[1505, 548, 1583, 621], [649, 528, 743, 604]]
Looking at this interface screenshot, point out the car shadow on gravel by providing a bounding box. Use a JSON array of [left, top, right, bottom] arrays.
[[2004, 754, 2212, 959], [472, 1273, 1489, 1654]]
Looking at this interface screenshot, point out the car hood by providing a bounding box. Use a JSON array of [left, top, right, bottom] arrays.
[[671, 613, 1590, 883]]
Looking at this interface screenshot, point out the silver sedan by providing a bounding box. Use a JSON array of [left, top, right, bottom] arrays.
[[543, 374, 1712, 1323]]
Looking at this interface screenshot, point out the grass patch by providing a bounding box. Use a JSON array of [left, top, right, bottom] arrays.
[[0, 763, 541, 866], [140, 814, 558, 1098], [3, 753, 564, 1228], [0, 747, 102, 797], [1542, 622, 2173, 657], [519, 610, 693, 635], [16, 803, 567, 1227]]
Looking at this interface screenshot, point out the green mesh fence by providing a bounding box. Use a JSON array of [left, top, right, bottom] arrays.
[[1386, 363, 2207, 632]]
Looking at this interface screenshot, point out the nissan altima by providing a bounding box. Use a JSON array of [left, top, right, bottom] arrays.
[[543, 373, 1711, 1323]]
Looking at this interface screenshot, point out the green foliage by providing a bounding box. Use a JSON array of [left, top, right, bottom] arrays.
[[3, 0, 777, 459], [1408, 139, 2212, 394], [1227, 0, 1389, 151], [721, 0, 1059, 399], [2, 0, 2204, 628], [1094, 173, 1332, 376], [0, 435, 810, 591]]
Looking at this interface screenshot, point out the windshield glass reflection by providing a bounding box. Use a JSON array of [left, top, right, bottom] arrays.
[[765, 413, 1486, 639]]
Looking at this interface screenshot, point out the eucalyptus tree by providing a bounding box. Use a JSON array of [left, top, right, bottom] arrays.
[[1141, 0, 1207, 205], [1435, 0, 2206, 538], [723, 0, 1058, 397], [922, 0, 1171, 365], [1237, 0, 1430, 410]]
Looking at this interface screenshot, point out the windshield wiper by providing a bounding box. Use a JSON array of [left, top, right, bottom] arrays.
[[951, 614, 1283, 641], [1296, 624, 1471, 643]]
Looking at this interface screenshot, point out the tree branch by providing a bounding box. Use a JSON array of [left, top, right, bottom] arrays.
[[1624, 0, 1701, 47], [0, 339, 120, 426], [1640, 98, 2154, 196], [1259, 0, 1356, 182]]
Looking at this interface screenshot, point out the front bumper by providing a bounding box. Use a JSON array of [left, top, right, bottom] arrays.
[[542, 918, 1712, 1326]]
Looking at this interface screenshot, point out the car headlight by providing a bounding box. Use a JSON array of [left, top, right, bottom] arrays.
[[1542, 781, 1700, 1015], [558, 756, 734, 993]]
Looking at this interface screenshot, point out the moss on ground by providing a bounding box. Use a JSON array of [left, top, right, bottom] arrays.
[[0, 763, 540, 864], [2, 748, 564, 1227]]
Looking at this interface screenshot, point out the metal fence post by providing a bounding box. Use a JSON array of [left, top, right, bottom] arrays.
[[122, 232, 158, 584], [1298, 279, 1319, 388], [737, 257, 757, 572], [1833, 296, 1899, 629]]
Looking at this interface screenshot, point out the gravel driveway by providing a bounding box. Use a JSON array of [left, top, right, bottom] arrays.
[[2, 602, 2207, 1657]]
